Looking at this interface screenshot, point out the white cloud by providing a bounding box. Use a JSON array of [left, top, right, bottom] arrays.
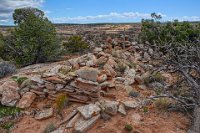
[[0, 0, 45, 24], [51, 12, 158, 23]]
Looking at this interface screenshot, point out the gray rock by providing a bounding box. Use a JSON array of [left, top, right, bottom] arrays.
[[50, 128, 64, 133], [74, 114, 100, 133], [103, 100, 119, 115], [77, 104, 101, 119], [100, 112, 111, 121], [144, 52, 151, 61], [76, 67, 99, 82], [150, 82, 164, 89], [129, 91, 140, 97], [94, 47, 103, 53], [55, 84, 64, 91], [118, 104, 126, 115], [148, 48, 154, 55], [124, 69, 136, 85], [122, 100, 139, 109], [35, 108, 54, 120], [31, 75, 45, 84], [135, 75, 143, 84], [124, 85, 133, 93]]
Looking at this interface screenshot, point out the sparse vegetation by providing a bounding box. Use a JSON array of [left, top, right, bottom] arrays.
[[44, 123, 57, 133], [154, 98, 171, 111], [144, 72, 165, 85], [0, 61, 16, 78], [1, 122, 14, 130], [11, 76, 28, 85], [115, 61, 127, 73], [124, 123, 133, 132], [0, 105, 20, 118], [63, 36, 89, 53], [140, 13, 200, 132], [55, 93, 68, 114]]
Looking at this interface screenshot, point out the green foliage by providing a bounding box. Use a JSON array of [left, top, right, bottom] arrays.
[[154, 98, 171, 111], [0, 105, 20, 118], [5, 7, 61, 66], [0, 32, 5, 58], [139, 14, 200, 51], [143, 106, 149, 113], [144, 72, 165, 85], [44, 123, 56, 133], [11, 76, 28, 85], [63, 36, 89, 53], [55, 94, 68, 113], [128, 62, 137, 69], [13, 7, 44, 25], [1, 122, 14, 130], [124, 123, 133, 132], [115, 62, 127, 73], [0, 61, 16, 78]]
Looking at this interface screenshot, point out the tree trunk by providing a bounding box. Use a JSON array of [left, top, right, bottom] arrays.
[[188, 105, 200, 133]]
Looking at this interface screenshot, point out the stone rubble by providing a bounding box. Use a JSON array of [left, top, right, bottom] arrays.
[[0, 40, 159, 133]]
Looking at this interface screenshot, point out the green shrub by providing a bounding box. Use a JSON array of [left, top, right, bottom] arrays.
[[3, 7, 61, 66], [63, 36, 89, 53], [0, 105, 20, 118], [115, 62, 127, 73], [55, 94, 68, 114], [11, 76, 28, 85], [124, 123, 133, 132], [139, 13, 200, 53], [44, 123, 56, 133], [0, 61, 16, 78], [154, 98, 171, 111], [144, 72, 164, 85], [1, 122, 14, 130]]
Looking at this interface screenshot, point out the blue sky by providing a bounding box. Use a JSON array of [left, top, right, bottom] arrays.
[[0, 0, 200, 25]]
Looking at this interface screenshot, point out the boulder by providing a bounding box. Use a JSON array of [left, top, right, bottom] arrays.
[[74, 114, 100, 133], [55, 84, 64, 91], [31, 75, 45, 84], [144, 52, 151, 61], [1, 81, 20, 106], [97, 74, 107, 83], [107, 57, 117, 67], [45, 83, 55, 90], [103, 100, 119, 115], [17, 92, 36, 109], [103, 64, 116, 77], [0, 81, 18, 94], [124, 85, 133, 93], [76, 67, 99, 82], [118, 104, 126, 115], [44, 76, 66, 84], [124, 69, 136, 85], [35, 108, 54, 120], [73, 78, 99, 92], [77, 104, 101, 119], [93, 47, 103, 53], [122, 100, 139, 109]]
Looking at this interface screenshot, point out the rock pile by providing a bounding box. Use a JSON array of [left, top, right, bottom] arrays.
[[0, 41, 157, 132]]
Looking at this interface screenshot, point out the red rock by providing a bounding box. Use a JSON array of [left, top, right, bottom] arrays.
[[44, 76, 66, 84], [17, 92, 36, 109]]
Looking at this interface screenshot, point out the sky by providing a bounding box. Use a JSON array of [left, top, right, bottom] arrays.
[[0, 0, 200, 25]]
